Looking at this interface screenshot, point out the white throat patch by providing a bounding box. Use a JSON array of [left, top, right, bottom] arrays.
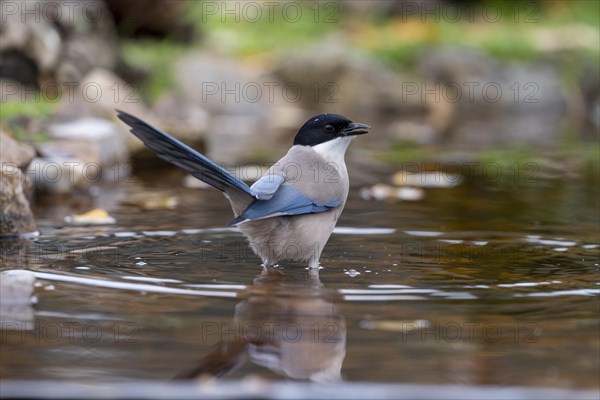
[[311, 136, 353, 165]]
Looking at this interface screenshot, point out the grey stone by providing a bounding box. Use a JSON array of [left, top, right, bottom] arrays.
[[389, 121, 438, 145], [0, 270, 36, 305], [175, 54, 296, 163], [153, 92, 210, 143], [273, 36, 419, 122], [54, 20, 117, 84], [175, 54, 269, 117], [418, 48, 567, 148], [271, 36, 429, 152], [25, 157, 86, 194], [207, 114, 268, 163], [54, 68, 148, 118], [0, 2, 61, 74], [53, 68, 155, 154], [0, 1, 118, 84], [46, 117, 128, 166], [0, 269, 36, 326]]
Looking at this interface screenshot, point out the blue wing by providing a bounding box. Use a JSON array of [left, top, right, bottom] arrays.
[[250, 175, 285, 200], [229, 184, 342, 225]]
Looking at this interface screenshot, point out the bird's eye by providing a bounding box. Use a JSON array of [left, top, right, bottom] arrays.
[[324, 124, 335, 133]]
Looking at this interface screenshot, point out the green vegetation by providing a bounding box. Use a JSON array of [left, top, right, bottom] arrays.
[[173, 1, 600, 76], [0, 99, 56, 122], [377, 141, 437, 164], [186, 1, 339, 56], [120, 39, 187, 103], [357, 1, 599, 68], [1, 99, 55, 142]]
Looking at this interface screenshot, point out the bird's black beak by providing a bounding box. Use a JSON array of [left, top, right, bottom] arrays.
[[342, 122, 371, 136]]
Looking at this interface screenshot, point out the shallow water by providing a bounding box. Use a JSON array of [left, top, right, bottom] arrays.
[[1, 167, 599, 391]]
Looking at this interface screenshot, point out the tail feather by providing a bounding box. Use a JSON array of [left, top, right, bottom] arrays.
[[117, 110, 253, 200]]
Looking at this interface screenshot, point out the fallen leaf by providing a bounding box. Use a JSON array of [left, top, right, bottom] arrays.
[[64, 208, 116, 225]]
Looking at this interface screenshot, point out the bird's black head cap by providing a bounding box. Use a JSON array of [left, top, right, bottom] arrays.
[[293, 114, 370, 146]]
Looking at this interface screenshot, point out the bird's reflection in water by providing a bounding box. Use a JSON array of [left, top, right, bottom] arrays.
[[177, 268, 346, 382]]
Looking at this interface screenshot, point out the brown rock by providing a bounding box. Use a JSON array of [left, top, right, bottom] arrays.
[[104, 0, 195, 41], [153, 92, 210, 143], [0, 165, 37, 236], [0, 130, 36, 169]]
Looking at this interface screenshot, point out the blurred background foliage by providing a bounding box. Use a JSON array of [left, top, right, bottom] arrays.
[[118, 0, 600, 103], [1, 0, 599, 171]]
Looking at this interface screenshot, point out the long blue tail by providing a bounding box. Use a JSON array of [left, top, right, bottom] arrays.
[[117, 110, 253, 198]]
